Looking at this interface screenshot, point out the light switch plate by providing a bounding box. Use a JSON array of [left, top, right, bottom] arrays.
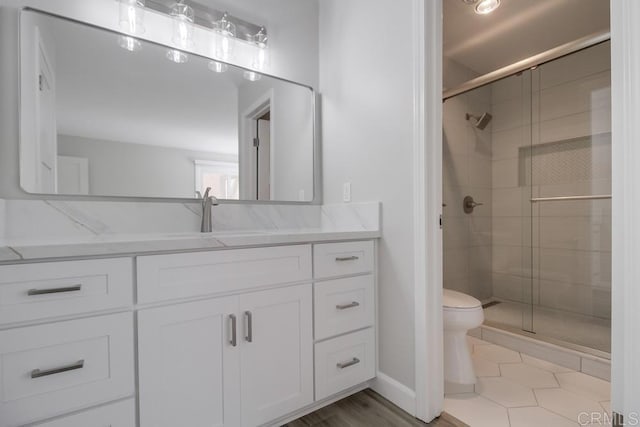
[[343, 182, 351, 202]]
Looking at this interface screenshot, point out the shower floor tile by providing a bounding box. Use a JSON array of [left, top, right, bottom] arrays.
[[444, 337, 611, 427]]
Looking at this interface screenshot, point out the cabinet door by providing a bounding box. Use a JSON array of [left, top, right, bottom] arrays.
[[138, 297, 240, 427], [239, 284, 313, 427]]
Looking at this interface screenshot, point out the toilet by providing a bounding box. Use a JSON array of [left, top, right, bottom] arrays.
[[443, 289, 484, 384]]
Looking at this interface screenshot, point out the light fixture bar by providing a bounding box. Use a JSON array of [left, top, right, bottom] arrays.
[[145, 0, 267, 46]]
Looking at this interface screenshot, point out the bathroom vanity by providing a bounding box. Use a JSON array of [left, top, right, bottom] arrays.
[[0, 230, 378, 427]]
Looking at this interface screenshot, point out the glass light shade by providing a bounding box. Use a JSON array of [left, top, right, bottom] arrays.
[[475, 0, 500, 14], [243, 71, 261, 82], [208, 60, 228, 73], [119, 0, 145, 35], [166, 49, 188, 63], [213, 13, 236, 61], [118, 35, 142, 52], [252, 46, 268, 71], [171, 1, 194, 49]]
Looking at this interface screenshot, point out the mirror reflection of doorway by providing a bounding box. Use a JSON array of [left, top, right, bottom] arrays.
[[256, 111, 271, 200]]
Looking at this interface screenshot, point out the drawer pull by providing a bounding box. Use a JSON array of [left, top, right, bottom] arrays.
[[335, 256, 359, 262], [336, 357, 360, 369], [229, 314, 237, 347], [336, 301, 360, 310], [245, 311, 253, 343], [28, 285, 82, 296], [31, 359, 85, 379]]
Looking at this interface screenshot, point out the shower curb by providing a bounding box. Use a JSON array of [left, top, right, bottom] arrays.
[[469, 325, 611, 381]]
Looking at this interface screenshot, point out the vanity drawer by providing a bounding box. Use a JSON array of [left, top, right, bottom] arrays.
[[313, 241, 374, 279], [137, 245, 312, 304], [314, 328, 376, 400], [0, 258, 133, 325], [0, 312, 134, 427], [31, 399, 136, 427], [314, 275, 375, 340]]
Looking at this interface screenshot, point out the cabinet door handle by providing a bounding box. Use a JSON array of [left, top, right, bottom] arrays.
[[336, 357, 360, 369], [31, 359, 84, 379], [335, 256, 359, 262], [229, 314, 237, 347], [336, 301, 360, 310], [244, 311, 253, 343], [28, 284, 82, 296]]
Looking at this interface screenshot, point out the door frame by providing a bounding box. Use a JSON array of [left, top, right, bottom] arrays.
[[415, 0, 637, 421], [239, 89, 275, 200], [413, 0, 443, 421]]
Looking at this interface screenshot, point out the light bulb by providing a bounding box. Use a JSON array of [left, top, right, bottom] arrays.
[[208, 60, 228, 73], [171, 1, 194, 49], [213, 13, 236, 61], [119, 0, 145, 35], [252, 46, 267, 71], [243, 71, 261, 82], [166, 49, 188, 63], [118, 35, 142, 52], [475, 0, 500, 14]]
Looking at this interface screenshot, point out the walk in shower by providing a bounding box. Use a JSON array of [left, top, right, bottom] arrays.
[[443, 39, 612, 355]]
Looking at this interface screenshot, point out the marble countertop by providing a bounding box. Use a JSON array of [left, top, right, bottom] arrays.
[[0, 200, 381, 263], [0, 228, 381, 262]]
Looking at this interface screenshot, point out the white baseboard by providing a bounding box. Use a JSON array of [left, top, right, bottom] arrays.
[[370, 372, 417, 416]]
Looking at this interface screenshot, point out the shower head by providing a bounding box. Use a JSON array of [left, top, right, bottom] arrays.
[[465, 112, 493, 130]]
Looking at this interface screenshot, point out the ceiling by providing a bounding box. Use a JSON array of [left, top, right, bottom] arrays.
[[444, 0, 610, 77]]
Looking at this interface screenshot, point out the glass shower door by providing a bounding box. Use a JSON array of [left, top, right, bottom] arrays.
[[528, 42, 612, 354], [483, 68, 536, 334]]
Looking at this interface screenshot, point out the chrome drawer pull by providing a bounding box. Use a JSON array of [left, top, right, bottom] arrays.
[[31, 359, 84, 379], [337, 357, 360, 369], [336, 301, 360, 310], [229, 314, 237, 347], [245, 311, 253, 343], [28, 285, 82, 296], [335, 256, 359, 262]]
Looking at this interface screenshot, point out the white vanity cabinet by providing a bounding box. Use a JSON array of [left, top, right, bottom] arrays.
[[136, 246, 314, 427], [0, 239, 376, 427], [312, 241, 377, 401]]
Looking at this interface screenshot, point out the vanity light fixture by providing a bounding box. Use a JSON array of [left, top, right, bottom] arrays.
[[118, 0, 145, 35], [165, 0, 194, 63], [208, 60, 228, 73], [250, 27, 268, 71], [213, 12, 237, 61]]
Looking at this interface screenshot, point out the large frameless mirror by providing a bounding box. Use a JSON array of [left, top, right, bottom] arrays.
[[19, 10, 316, 202]]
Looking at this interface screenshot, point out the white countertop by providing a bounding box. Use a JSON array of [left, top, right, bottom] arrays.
[[0, 228, 381, 262]]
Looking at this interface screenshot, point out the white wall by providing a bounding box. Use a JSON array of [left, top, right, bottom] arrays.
[[319, 0, 417, 390], [0, 0, 319, 199]]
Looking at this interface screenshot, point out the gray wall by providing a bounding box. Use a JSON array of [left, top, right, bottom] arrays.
[[58, 135, 236, 198]]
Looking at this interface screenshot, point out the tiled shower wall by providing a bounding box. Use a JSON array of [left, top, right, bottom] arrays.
[[490, 42, 612, 319], [443, 61, 493, 301]]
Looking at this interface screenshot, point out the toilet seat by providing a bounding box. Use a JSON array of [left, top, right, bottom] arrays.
[[443, 289, 482, 310]]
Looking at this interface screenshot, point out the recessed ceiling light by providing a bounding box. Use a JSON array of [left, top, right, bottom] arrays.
[[475, 0, 500, 15]]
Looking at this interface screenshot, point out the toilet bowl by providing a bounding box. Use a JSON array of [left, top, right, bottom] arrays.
[[443, 289, 484, 384]]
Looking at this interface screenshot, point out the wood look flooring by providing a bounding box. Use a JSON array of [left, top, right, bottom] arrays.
[[282, 389, 466, 427]]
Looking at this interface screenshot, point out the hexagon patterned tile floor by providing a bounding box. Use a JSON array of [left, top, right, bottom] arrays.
[[444, 337, 611, 427]]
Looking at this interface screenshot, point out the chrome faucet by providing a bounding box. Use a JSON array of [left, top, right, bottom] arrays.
[[200, 187, 219, 233]]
